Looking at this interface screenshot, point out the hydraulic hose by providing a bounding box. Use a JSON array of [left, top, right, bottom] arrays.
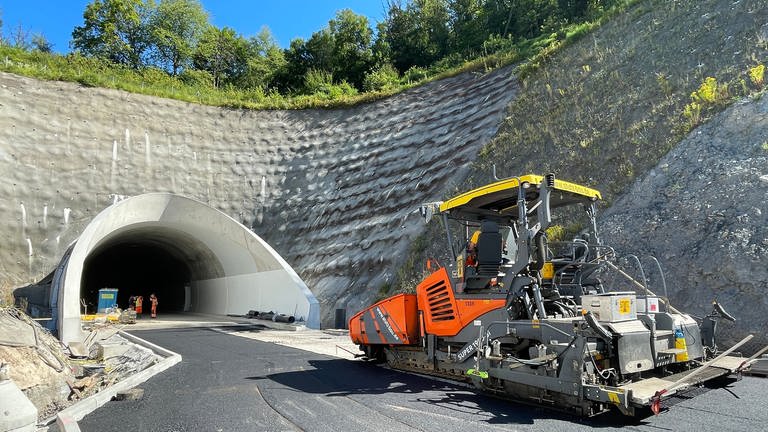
[[584, 311, 613, 342], [530, 232, 546, 271]]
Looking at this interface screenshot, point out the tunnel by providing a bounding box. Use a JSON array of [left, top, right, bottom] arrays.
[[80, 226, 220, 314], [52, 193, 320, 345]]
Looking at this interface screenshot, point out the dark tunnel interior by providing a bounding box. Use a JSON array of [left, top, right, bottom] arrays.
[[81, 243, 191, 315]]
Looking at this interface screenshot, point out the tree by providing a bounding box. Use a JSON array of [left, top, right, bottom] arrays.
[[328, 9, 374, 89], [481, 0, 515, 37], [304, 28, 336, 74], [419, 0, 451, 57], [448, 0, 487, 55], [511, 0, 561, 39], [193, 25, 249, 88], [71, 0, 153, 68], [10, 23, 31, 50], [274, 38, 312, 93], [378, 0, 450, 73], [276, 10, 375, 93], [238, 27, 286, 90], [149, 0, 209, 75], [371, 21, 392, 66], [558, 0, 589, 20], [31, 34, 54, 53]]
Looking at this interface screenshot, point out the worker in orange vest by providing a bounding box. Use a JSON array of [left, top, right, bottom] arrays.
[[135, 296, 143, 316], [150, 293, 158, 318], [466, 230, 481, 268]]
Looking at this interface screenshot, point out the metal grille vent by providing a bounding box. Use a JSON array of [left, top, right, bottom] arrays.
[[426, 280, 455, 321]]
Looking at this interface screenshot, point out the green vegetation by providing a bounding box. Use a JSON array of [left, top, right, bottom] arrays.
[[0, 0, 631, 109], [748, 64, 765, 88], [383, 0, 767, 299], [545, 225, 566, 242], [683, 77, 725, 129], [469, 0, 767, 201], [682, 62, 766, 131]]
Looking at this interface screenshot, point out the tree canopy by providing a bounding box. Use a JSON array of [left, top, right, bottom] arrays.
[[71, 0, 153, 68], [150, 0, 208, 75], [65, 0, 621, 96]]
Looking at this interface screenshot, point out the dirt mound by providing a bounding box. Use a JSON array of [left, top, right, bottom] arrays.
[[0, 308, 161, 421], [0, 308, 74, 420]]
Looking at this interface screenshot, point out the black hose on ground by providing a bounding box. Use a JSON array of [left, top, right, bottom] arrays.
[[273, 314, 295, 323]]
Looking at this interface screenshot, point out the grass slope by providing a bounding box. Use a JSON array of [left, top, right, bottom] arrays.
[[470, 0, 767, 201]]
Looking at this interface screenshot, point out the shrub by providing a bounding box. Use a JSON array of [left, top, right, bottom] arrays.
[[179, 68, 213, 88], [682, 100, 701, 127], [690, 76, 728, 104], [363, 64, 400, 92], [545, 225, 566, 241], [656, 72, 672, 96], [304, 68, 334, 94], [482, 34, 517, 55], [403, 66, 429, 84], [326, 81, 358, 98], [682, 77, 730, 129], [748, 64, 765, 88], [141, 67, 173, 85]]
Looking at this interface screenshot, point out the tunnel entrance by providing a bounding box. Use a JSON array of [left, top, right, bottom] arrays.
[[78, 225, 224, 317], [82, 243, 191, 314], [54, 193, 320, 345]]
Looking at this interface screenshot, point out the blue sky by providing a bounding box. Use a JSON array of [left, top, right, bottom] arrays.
[[0, 1, 387, 53]]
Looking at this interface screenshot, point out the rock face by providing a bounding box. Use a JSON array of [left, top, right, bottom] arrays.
[[0, 67, 518, 326], [600, 94, 768, 351]]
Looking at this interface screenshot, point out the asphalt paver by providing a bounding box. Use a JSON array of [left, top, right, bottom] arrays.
[[79, 326, 767, 432]]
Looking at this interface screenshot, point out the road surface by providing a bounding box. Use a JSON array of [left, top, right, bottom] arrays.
[[79, 325, 766, 431]]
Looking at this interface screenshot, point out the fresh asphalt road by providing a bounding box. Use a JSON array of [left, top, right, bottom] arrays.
[[79, 326, 767, 432]]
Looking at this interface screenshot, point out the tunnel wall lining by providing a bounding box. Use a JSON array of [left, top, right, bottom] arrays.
[[57, 193, 319, 344], [193, 270, 316, 318]]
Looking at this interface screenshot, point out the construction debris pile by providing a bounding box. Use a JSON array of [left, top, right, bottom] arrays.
[[0, 307, 159, 422]]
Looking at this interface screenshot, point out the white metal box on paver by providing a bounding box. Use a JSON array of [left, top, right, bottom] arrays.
[[636, 296, 660, 313], [582, 292, 637, 322]]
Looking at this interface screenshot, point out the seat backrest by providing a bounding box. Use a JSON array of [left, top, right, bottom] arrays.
[[476, 220, 502, 276]]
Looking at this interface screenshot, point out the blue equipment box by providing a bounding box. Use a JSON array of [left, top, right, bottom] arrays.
[[97, 288, 119, 313]]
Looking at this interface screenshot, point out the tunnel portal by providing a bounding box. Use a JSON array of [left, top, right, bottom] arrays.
[[82, 234, 195, 314], [54, 193, 320, 344]]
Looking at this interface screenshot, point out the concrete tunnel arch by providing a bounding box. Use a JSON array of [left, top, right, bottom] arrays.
[[54, 193, 320, 345]]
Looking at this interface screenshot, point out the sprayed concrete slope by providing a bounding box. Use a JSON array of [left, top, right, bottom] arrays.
[[0, 67, 518, 326]]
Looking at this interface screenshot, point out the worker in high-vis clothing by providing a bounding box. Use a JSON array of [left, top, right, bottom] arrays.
[[465, 228, 502, 287], [466, 230, 481, 268], [150, 293, 159, 318]]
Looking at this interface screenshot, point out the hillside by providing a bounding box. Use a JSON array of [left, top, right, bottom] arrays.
[[471, 0, 766, 193], [601, 93, 767, 351], [459, 0, 767, 349]]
